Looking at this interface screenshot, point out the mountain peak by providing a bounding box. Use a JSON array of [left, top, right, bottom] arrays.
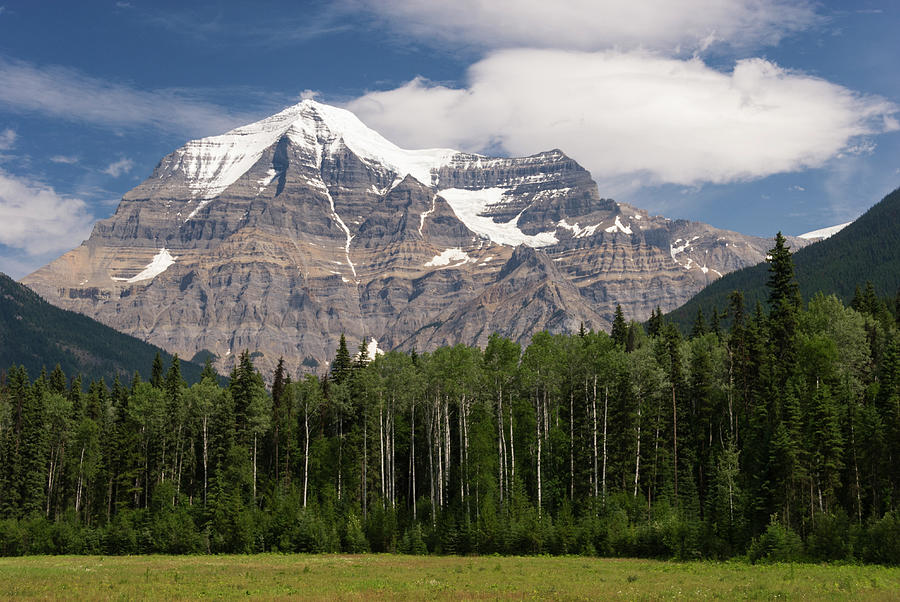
[[165, 99, 464, 200]]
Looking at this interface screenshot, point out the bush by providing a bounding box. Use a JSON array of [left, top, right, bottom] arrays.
[[806, 511, 851, 562], [0, 518, 23, 555], [858, 513, 900, 565], [400, 523, 428, 555], [342, 512, 369, 553], [747, 516, 803, 563]]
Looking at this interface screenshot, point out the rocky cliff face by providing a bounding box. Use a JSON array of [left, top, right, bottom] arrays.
[[22, 100, 806, 376]]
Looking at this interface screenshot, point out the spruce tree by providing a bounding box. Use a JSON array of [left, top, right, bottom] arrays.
[[611, 304, 628, 347], [691, 307, 707, 339], [49, 364, 67, 396], [710, 306, 721, 339], [198, 357, 217, 382], [332, 334, 353, 385], [767, 232, 801, 373], [647, 306, 663, 338], [150, 352, 164, 388]]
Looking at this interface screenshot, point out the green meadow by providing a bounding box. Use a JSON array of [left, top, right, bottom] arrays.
[[1, 555, 900, 600]]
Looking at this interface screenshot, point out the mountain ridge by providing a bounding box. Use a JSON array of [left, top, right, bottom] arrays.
[[22, 99, 810, 376], [665, 186, 900, 330], [0, 272, 208, 384]]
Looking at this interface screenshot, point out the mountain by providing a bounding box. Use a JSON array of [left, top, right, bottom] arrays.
[[666, 186, 900, 329], [22, 99, 808, 376], [0, 272, 207, 384]]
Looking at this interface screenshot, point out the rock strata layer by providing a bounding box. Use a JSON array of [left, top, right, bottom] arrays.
[[23, 100, 806, 376]]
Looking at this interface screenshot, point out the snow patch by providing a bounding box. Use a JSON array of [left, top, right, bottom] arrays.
[[112, 248, 176, 283], [321, 185, 356, 279], [425, 248, 474, 267], [419, 194, 437, 237], [798, 222, 851, 240], [604, 215, 633, 235], [558, 219, 601, 238], [367, 338, 383, 361], [437, 188, 558, 247]]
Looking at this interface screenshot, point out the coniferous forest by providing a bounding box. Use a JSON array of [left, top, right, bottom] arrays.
[[3, 234, 900, 563]]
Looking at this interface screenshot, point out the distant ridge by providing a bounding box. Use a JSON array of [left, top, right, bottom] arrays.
[[666, 186, 900, 330], [0, 272, 208, 385]]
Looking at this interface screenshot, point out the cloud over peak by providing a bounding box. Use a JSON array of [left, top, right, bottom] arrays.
[[346, 49, 897, 187]]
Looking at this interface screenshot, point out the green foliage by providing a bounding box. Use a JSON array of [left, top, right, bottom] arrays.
[[2, 281, 900, 563], [747, 516, 803, 563], [668, 187, 900, 332], [0, 273, 208, 385]]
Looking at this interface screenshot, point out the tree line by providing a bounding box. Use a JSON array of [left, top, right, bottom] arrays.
[[2, 233, 900, 563]]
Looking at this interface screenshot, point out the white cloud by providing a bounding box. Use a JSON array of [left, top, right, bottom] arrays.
[[0, 128, 15, 150], [346, 49, 898, 187], [355, 0, 819, 53], [103, 157, 134, 177], [0, 57, 256, 138], [49, 155, 79, 164], [0, 169, 94, 257]]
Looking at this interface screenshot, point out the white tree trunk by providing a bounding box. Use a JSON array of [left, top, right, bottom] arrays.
[[602, 384, 609, 500], [633, 400, 642, 497], [303, 405, 309, 508], [591, 376, 598, 498], [202, 415, 208, 505], [536, 392, 542, 516]]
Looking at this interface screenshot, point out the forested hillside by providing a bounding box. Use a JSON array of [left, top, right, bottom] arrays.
[[667, 186, 900, 331], [0, 273, 206, 385], [2, 237, 900, 563]]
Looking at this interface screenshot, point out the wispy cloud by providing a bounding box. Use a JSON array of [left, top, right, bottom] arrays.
[[103, 157, 134, 177], [347, 50, 898, 188], [0, 56, 260, 138], [127, 2, 352, 48], [0, 128, 15, 150], [49, 155, 79, 164], [354, 0, 821, 54]]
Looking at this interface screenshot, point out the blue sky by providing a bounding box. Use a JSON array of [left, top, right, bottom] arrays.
[[0, 0, 898, 278]]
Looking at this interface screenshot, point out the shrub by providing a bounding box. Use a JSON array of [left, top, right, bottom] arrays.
[[747, 516, 803, 563]]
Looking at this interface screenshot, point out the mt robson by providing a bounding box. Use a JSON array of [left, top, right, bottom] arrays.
[[22, 99, 807, 376]]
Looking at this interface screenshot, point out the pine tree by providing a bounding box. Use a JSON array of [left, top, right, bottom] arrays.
[[895, 287, 900, 326], [150, 352, 164, 389], [49, 364, 67, 395], [201, 358, 218, 382], [647, 306, 663, 338], [611, 304, 628, 347], [691, 307, 707, 339], [332, 334, 353, 385], [767, 232, 801, 375], [711, 306, 721, 340]]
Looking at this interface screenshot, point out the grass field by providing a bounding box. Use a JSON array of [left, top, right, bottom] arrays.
[[1, 554, 900, 600]]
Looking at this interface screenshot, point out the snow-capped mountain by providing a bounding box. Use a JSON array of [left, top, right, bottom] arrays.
[[22, 100, 807, 375]]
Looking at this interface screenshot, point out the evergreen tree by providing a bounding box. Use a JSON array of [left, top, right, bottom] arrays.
[[648, 306, 663, 338], [150, 352, 164, 388], [611, 304, 628, 347], [691, 307, 707, 339], [332, 334, 353, 385], [766, 232, 801, 379]]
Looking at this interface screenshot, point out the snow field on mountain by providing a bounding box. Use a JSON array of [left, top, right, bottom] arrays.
[[437, 188, 559, 248], [111, 248, 176, 283]]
